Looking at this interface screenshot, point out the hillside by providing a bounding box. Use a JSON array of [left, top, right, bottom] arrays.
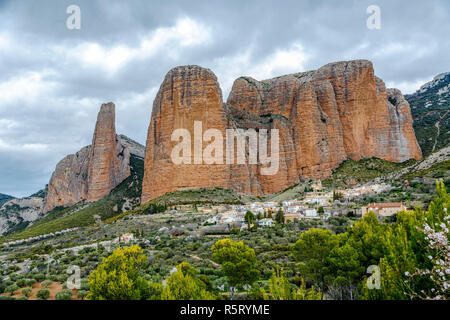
[[0, 194, 15, 207], [0, 154, 144, 242], [406, 72, 450, 156]]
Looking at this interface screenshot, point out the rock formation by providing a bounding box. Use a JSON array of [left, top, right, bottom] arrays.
[[141, 60, 422, 202], [42, 103, 144, 213]]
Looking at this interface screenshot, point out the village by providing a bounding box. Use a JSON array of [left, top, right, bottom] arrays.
[[198, 181, 405, 230]]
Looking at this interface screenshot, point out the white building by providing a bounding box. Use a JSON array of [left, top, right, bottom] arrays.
[[258, 218, 274, 227], [119, 233, 135, 244], [305, 208, 318, 217]]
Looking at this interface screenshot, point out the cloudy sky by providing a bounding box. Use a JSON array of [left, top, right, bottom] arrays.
[[0, 0, 449, 197]]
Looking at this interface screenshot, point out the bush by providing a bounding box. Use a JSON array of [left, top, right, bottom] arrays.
[[36, 289, 50, 300], [41, 280, 53, 288], [16, 279, 27, 288], [21, 287, 33, 297], [77, 290, 88, 300], [25, 279, 37, 287], [55, 290, 72, 300], [148, 283, 163, 300], [80, 278, 90, 290], [34, 273, 45, 282], [5, 284, 19, 296]]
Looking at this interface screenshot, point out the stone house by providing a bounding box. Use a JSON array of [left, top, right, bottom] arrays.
[[361, 202, 406, 217]]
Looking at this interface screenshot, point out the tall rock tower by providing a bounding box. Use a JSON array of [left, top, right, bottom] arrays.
[[42, 103, 139, 212], [86, 103, 130, 202]]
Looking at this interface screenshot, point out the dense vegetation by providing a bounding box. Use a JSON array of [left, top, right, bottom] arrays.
[[70, 182, 450, 300], [406, 73, 450, 156], [1, 155, 144, 242], [323, 157, 414, 188]]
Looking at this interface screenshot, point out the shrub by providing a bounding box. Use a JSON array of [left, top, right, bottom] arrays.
[[5, 284, 18, 296], [41, 280, 53, 288], [77, 290, 88, 300], [55, 290, 72, 300], [80, 278, 90, 290], [25, 279, 37, 287], [16, 279, 27, 288], [36, 289, 50, 300], [148, 283, 163, 300], [21, 287, 33, 297], [34, 273, 45, 282]]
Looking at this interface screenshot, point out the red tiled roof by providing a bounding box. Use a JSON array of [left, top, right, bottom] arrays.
[[367, 202, 403, 208]]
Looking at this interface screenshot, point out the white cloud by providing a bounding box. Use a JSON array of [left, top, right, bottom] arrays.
[[0, 138, 48, 152], [214, 42, 310, 97], [386, 79, 429, 94], [66, 17, 212, 76], [0, 71, 56, 105], [0, 32, 12, 50]]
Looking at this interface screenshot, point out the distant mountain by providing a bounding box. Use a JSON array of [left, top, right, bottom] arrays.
[[0, 193, 15, 207], [406, 72, 450, 156]]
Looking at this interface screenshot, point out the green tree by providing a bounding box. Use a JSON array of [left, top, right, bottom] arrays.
[[87, 245, 149, 300], [275, 208, 285, 224], [211, 239, 259, 299], [292, 228, 338, 293], [267, 267, 292, 300], [245, 211, 256, 230], [318, 206, 324, 214], [148, 283, 163, 300], [327, 243, 363, 299], [161, 262, 216, 300]]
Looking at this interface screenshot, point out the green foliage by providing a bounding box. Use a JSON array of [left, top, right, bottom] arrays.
[[161, 262, 216, 300], [41, 280, 53, 288], [323, 158, 413, 188], [87, 245, 149, 300], [247, 285, 267, 300], [245, 211, 256, 230], [55, 290, 72, 300], [406, 74, 450, 156], [148, 283, 163, 300], [275, 208, 284, 224], [21, 287, 33, 297], [2, 155, 144, 242], [267, 267, 292, 300], [211, 239, 259, 288], [5, 284, 18, 296], [292, 228, 338, 289], [77, 290, 88, 300], [36, 289, 50, 300]]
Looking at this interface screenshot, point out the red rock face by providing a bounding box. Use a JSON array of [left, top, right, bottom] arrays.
[[42, 103, 142, 213], [141, 66, 233, 203], [139, 60, 422, 202], [87, 103, 130, 202]]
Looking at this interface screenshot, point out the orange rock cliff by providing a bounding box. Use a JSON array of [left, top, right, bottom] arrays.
[[141, 60, 422, 203], [42, 103, 144, 213]]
